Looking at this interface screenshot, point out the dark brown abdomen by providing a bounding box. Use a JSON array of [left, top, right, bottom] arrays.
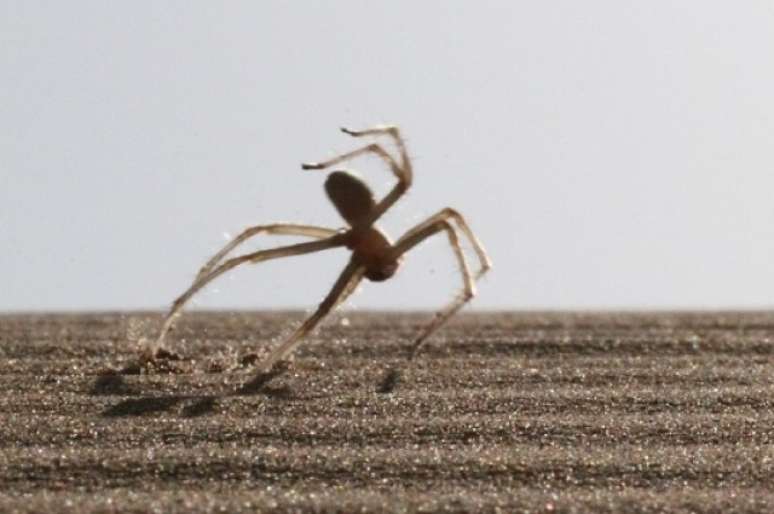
[[325, 171, 376, 226]]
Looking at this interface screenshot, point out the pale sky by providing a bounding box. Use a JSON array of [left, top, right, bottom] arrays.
[[3, 2, 774, 311]]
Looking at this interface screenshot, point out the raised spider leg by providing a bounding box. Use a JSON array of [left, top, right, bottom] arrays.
[[396, 208, 492, 280], [302, 143, 403, 179], [255, 259, 365, 374], [339, 125, 413, 180], [389, 219, 476, 361], [302, 125, 413, 227], [149, 235, 345, 360], [195, 224, 338, 281]]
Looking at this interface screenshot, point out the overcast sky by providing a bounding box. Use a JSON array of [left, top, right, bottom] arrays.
[[3, 2, 774, 312]]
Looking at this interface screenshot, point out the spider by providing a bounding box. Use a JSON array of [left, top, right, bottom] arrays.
[[147, 125, 491, 387]]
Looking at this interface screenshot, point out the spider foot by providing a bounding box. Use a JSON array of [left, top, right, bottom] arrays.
[[377, 367, 401, 394], [239, 352, 261, 367], [301, 162, 325, 170], [154, 347, 184, 361], [125, 343, 188, 375], [237, 349, 288, 369]]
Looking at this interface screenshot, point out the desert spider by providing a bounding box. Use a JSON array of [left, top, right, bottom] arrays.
[[148, 125, 491, 386]]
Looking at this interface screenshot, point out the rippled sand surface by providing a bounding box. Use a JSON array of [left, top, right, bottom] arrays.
[[2, 311, 774, 513]]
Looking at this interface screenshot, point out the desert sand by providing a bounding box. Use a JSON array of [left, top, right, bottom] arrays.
[[2, 311, 774, 513]]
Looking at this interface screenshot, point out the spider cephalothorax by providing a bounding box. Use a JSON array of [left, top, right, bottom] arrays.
[[149, 125, 491, 387]]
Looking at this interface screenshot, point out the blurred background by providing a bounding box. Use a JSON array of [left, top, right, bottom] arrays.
[[2, 2, 774, 312]]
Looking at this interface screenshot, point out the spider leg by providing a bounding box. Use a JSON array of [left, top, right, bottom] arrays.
[[256, 258, 365, 373], [195, 224, 338, 281], [338, 125, 415, 228], [302, 143, 403, 179], [390, 218, 478, 361], [303, 125, 413, 228], [334, 262, 364, 309], [340, 125, 413, 179], [396, 208, 492, 280], [149, 235, 346, 359]]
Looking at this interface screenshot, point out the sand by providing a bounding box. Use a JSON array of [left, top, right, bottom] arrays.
[[2, 311, 774, 513]]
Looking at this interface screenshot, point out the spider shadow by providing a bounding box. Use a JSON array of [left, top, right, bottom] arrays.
[[377, 367, 402, 394], [97, 367, 296, 418], [101, 394, 231, 418], [102, 395, 186, 417], [90, 371, 139, 396], [233, 367, 295, 399], [181, 396, 219, 417]]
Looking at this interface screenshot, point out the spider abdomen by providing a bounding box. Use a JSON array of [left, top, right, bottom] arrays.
[[325, 171, 376, 226]]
